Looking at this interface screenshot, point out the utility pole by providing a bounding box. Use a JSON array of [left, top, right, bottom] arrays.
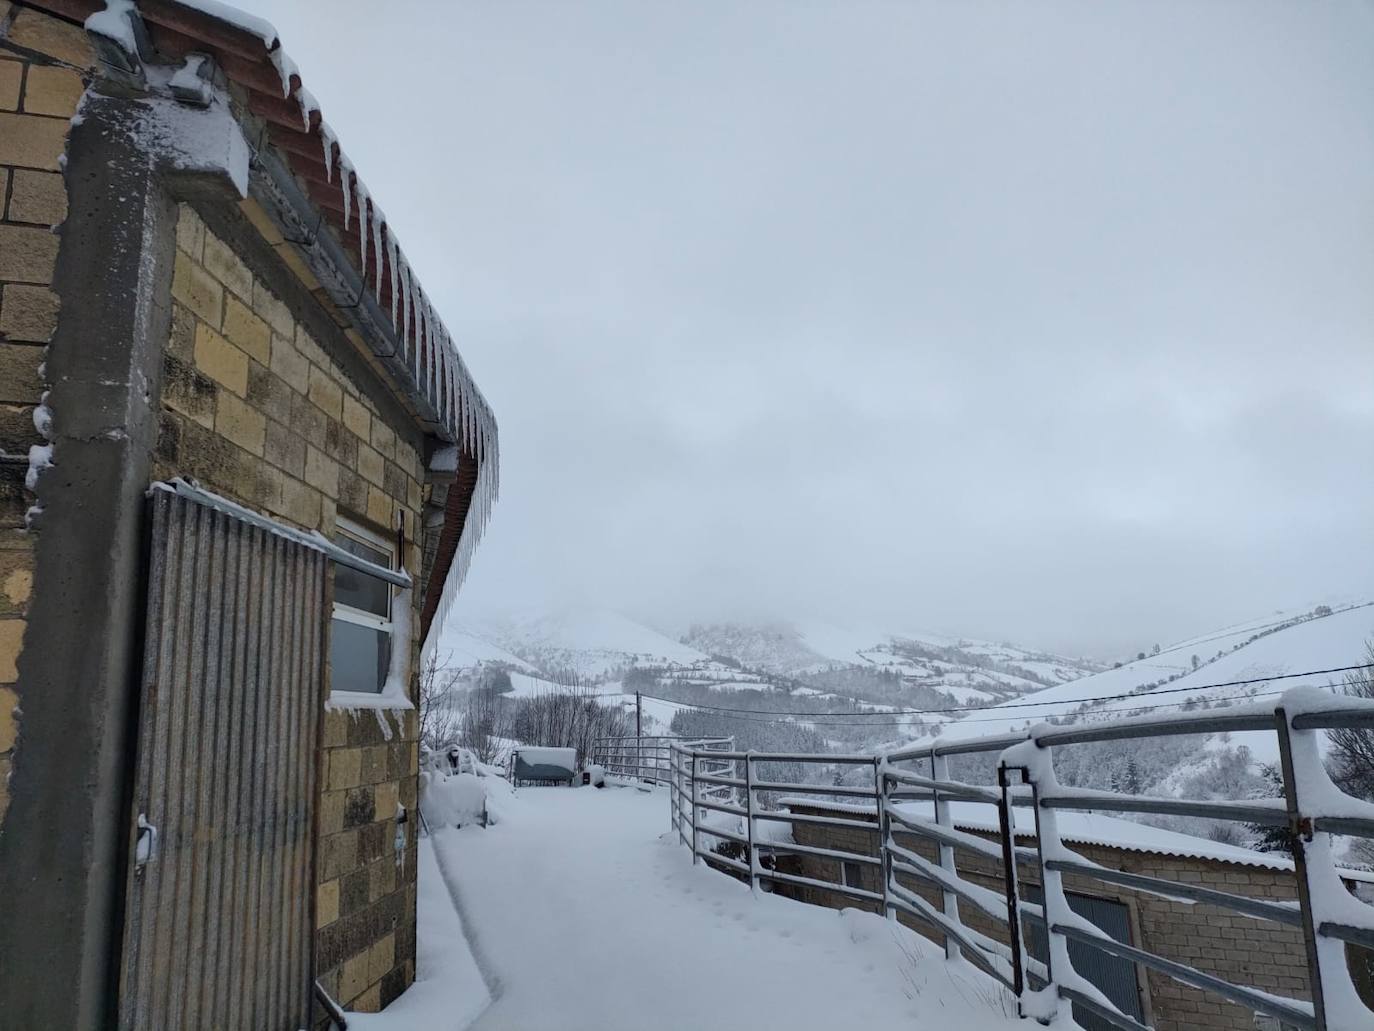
[[636, 690, 643, 782]]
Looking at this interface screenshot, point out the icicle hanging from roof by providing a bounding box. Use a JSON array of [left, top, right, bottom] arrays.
[[258, 21, 501, 639], [338, 156, 353, 231], [356, 179, 369, 280], [386, 228, 399, 330], [370, 206, 385, 302], [319, 120, 336, 183]]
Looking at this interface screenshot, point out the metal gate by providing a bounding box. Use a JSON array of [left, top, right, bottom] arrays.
[[118, 488, 328, 1030], [1025, 884, 1146, 1030]]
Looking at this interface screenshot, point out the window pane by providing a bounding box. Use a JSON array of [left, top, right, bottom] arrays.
[[335, 564, 391, 618], [330, 618, 391, 693], [337, 532, 390, 569]]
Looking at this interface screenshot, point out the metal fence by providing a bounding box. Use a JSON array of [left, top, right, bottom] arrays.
[[592, 735, 733, 785], [654, 694, 1374, 1031]]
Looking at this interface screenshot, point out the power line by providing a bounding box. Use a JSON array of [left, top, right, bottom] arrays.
[[642, 662, 1371, 722], [662, 686, 1298, 728]]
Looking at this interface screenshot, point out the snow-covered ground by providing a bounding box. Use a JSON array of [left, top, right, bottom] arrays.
[[363, 782, 1051, 1030]]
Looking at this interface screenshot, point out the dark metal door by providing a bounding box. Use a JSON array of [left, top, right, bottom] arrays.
[[1026, 885, 1147, 1030], [118, 489, 327, 1030]]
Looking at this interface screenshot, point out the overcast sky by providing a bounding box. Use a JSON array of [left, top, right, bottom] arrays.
[[242, 1, 1374, 657]]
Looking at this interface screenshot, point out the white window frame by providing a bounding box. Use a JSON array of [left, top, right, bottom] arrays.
[[330, 518, 397, 698]]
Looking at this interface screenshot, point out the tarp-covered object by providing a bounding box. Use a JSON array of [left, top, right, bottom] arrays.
[[513, 747, 576, 785]]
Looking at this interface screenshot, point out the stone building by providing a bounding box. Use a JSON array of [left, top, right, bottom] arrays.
[[781, 799, 1374, 1031], [0, 2, 497, 1028]]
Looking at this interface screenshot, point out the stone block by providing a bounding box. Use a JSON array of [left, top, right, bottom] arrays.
[[341, 867, 370, 918], [237, 197, 283, 245], [308, 365, 343, 420], [215, 391, 266, 456], [0, 59, 19, 111], [338, 951, 370, 1004], [276, 476, 321, 529], [367, 931, 395, 984], [0, 343, 44, 405], [6, 169, 63, 228], [368, 855, 396, 902], [166, 303, 195, 361], [172, 252, 223, 329], [202, 231, 253, 301], [175, 206, 204, 262], [0, 683, 17, 748], [0, 283, 56, 342], [0, 224, 59, 283], [0, 112, 67, 171], [0, 618, 22, 682], [252, 279, 294, 338], [194, 323, 247, 395], [328, 745, 362, 791], [319, 788, 345, 837], [337, 469, 368, 514], [7, 9, 96, 68], [289, 389, 327, 441], [22, 64, 83, 118], [342, 393, 370, 440], [357, 443, 384, 488], [317, 878, 340, 928], [352, 983, 381, 1013], [273, 240, 321, 291], [366, 486, 392, 528], [245, 361, 293, 424], [321, 828, 358, 881], [361, 744, 389, 785], [373, 780, 399, 822], [269, 333, 309, 394], [382, 461, 407, 503], [343, 785, 374, 830], [222, 294, 271, 364], [369, 419, 395, 461], [304, 445, 338, 497], [323, 709, 349, 748], [161, 352, 216, 429], [264, 418, 305, 479]]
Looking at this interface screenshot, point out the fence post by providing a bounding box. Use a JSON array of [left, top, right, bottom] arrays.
[[1275, 707, 1330, 1031], [997, 762, 1026, 1005], [669, 744, 678, 834], [691, 752, 700, 865], [874, 756, 894, 922], [1023, 739, 1068, 1023], [931, 748, 961, 961], [744, 752, 758, 894]]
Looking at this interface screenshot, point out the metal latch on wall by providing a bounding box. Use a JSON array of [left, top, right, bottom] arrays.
[[135, 813, 157, 871]]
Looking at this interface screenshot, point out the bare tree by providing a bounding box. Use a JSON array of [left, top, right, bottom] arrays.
[[418, 653, 463, 752], [1329, 644, 1374, 803], [509, 685, 631, 765], [460, 679, 511, 765]]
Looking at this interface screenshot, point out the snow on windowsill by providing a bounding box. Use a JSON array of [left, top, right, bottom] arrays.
[[326, 691, 415, 712]]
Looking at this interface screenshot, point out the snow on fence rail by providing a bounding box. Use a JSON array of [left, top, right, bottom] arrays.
[[621, 689, 1374, 1031], [592, 735, 733, 785]]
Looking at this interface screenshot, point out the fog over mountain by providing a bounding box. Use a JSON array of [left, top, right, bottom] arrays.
[[243, 1, 1374, 657]]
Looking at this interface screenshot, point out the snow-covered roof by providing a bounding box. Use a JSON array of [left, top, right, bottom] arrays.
[[56, 0, 500, 634], [782, 796, 1374, 880]]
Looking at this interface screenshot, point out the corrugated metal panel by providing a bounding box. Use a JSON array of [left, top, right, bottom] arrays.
[[1025, 885, 1146, 1030], [119, 490, 326, 1030]]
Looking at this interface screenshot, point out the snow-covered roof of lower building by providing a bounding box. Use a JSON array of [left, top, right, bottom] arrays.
[[782, 796, 1374, 881]]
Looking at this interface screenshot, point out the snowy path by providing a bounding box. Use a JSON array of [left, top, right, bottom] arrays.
[[428, 782, 1032, 1031]]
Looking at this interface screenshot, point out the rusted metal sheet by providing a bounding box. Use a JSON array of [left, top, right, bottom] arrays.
[[119, 489, 326, 1030]]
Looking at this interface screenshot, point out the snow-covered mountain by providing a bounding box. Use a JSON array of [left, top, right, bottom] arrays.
[[436, 606, 709, 680], [939, 600, 1374, 763], [433, 608, 1104, 720]]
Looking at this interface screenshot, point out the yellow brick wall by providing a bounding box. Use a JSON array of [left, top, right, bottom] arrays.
[[0, 2, 92, 825], [156, 204, 425, 1014]]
